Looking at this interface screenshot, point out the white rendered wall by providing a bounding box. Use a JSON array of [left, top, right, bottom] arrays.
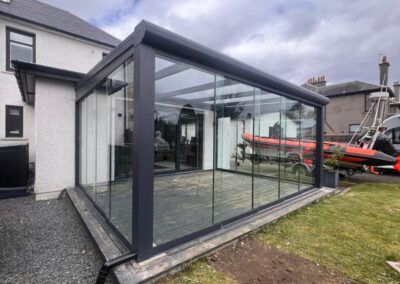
[[0, 16, 113, 163], [34, 78, 76, 200]]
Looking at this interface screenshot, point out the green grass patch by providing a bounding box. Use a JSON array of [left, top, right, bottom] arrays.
[[257, 183, 400, 283], [159, 261, 237, 284]]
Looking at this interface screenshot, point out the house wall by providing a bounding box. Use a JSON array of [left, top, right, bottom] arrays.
[[34, 78, 76, 200], [0, 16, 113, 163], [325, 93, 372, 135]]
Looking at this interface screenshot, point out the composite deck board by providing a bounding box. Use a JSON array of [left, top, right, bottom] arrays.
[[80, 170, 309, 245]]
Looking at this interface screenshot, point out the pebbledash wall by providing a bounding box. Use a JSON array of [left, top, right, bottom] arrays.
[[0, 15, 115, 199]]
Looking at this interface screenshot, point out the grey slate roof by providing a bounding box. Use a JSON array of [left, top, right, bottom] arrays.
[[0, 0, 120, 47], [302, 80, 394, 97]]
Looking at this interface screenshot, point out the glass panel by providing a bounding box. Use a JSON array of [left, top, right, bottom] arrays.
[[86, 93, 97, 200], [79, 100, 87, 191], [253, 89, 281, 208], [79, 57, 134, 244], [10, 32, 33, 45], [279, 98, 300, 198], [153, 55, 214, 245], [299, 104, 316, 189], [10, 42, 33, 63], [9, 109, 20, 116], [107, 58, 134, 240], [214, 76, 253, 223]]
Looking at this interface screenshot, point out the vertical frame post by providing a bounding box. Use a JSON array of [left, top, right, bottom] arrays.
[[132, 44, 155, 261], [75, 101, 80, 186], [315, 105, 324, 188]]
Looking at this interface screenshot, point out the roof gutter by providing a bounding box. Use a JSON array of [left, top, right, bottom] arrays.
[[12, 60, 84, 105]]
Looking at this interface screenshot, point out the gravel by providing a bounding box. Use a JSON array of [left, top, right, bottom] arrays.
[[0, 193, 110, 284]]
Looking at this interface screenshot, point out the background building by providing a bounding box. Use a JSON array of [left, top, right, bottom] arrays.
[[303, 57, 400, 142]]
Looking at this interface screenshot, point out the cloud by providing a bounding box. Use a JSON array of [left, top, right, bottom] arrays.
[[43, 0, 400, 86]]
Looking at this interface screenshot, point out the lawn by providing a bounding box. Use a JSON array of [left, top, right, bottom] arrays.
[[162, 183, 400, 283], [257, 183, 400, 283]]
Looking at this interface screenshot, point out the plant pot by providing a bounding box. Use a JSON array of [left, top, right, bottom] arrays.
[[323, 169, 339, 188]]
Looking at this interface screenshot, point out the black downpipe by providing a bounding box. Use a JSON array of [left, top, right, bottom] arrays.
[[95, 252, 137, 284]]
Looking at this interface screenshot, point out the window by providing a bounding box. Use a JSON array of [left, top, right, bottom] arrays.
[[365, 93, 374, 112], [349, 124, 360, 133], [6, 27, 35, 71], [6, 105, 23, 137]]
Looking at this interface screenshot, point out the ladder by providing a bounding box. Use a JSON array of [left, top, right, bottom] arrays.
[[347, 74, 389, 150]]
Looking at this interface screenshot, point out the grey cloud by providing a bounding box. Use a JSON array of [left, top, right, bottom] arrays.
[[43, 0, 400, 86]]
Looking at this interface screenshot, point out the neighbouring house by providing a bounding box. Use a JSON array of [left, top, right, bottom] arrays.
[[303, 56, 400, 142], [0, 0, 120, 199]]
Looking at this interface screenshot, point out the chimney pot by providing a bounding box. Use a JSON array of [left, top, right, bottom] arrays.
[[306, 75, 327, 87]]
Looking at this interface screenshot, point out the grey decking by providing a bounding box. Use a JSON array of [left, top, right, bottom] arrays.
[[82, 170, 312, 246]]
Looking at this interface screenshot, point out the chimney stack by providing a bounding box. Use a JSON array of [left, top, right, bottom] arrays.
[[307, 76, 327, 87], [393, 81, 400, 102], [379, 55, 390, 86]]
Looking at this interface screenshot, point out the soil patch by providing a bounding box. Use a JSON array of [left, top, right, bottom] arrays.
[[208, 238, 356, 284]]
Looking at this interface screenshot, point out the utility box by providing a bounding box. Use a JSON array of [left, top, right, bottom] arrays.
[[0, 143, 29, 198]]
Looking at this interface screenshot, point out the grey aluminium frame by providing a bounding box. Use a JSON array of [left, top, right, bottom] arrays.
[[76, 20, 329, 262]]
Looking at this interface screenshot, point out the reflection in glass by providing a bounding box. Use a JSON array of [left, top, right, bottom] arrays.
[[214, 76, 253, 223], [299, 104, 316, 189], [279, 98, 301, 198], [153, 55, 214, 245], [79, 57, 134, 243], [253, 90, 281, 208]]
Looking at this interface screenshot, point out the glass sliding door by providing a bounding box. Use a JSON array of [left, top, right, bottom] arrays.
[[253, 90, 281, 208], [78, 57, 134, 244], [153, 55, 215, 245], [214, 76, 254, 223], [279, 98, 301, 198], [299, 104, 317, 190], [178, 106, 201, 171]]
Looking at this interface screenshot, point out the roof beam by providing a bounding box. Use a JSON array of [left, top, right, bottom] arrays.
[[155, 64, 189, 80]]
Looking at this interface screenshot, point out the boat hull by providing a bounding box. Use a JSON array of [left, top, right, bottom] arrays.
[[241, 133, 398, 170]]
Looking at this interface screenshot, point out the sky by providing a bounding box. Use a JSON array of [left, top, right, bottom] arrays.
[[41, 0, 400, 87]]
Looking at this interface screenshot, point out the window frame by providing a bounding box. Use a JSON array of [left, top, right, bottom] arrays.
[[6, 26, 36, 71], [365, 93, 373, 112], [349, 123, 360, 134], [5, 105, 23, 138]]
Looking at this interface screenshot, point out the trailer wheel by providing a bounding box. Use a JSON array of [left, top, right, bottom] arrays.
[[293, 164, 310, 176], [250, 155, 261, 165]]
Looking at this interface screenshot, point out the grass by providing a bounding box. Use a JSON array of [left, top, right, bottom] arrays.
[[159, 261, 237, 284], [257, 183, 400, 283], [160, 183, 400, 283]]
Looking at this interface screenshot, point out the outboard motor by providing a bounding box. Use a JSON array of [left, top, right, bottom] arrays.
[[373, 134, 399, 157]]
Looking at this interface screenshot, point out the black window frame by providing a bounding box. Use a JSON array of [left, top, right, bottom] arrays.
[[5, 105, 23, 138], [6, 26, 36, 71]]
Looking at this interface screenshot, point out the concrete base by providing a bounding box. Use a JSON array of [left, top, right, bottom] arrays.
[[35, 190, 63, 201]]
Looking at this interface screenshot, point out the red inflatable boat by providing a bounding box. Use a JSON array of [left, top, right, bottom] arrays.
[[241, 133, 400, 173]]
